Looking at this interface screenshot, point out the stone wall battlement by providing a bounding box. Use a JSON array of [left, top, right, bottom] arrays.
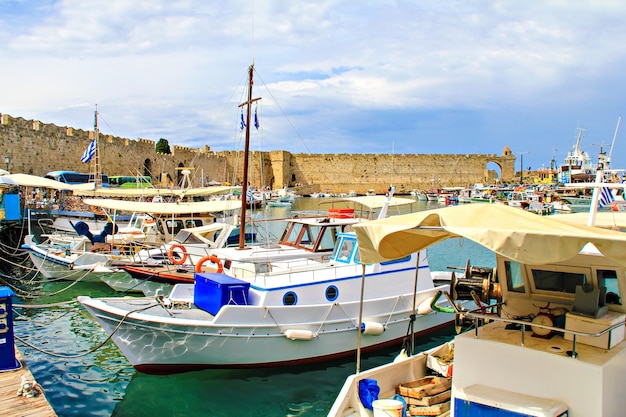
[[0, 112, 516, 192]]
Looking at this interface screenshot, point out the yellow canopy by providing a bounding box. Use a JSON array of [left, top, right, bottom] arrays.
[[353, 203, 626, 266], [551, 211, 626, 230]]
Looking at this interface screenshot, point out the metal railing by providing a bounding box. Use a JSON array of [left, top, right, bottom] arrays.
[[463, 303, 625, 358]]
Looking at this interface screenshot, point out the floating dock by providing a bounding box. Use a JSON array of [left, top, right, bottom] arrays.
[[0, 347, 57, 417]]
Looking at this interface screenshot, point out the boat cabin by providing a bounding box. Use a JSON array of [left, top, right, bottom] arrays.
[[493, 244, 623, 323], [278, 215, 359, 253], [210, 216, 361, 278]]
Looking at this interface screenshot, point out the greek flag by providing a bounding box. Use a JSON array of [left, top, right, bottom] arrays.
[[598, 187, 615, 208], [254, 107, 259, 130], [240, 112, 246, 130], [81, 139, 96, 163]]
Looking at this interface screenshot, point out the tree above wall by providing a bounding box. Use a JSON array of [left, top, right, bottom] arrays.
[[156, 138, 171, 154]]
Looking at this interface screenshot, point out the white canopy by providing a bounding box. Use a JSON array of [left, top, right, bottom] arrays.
[[353, 203, 626, 267], [83, 198, 241, 215], [0, 173, 74, 190], [320, 195, 416, 210], [72, 184, 238, 197]]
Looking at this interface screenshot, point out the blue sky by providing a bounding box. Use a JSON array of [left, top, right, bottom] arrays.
[[1, 0, 626, 173]]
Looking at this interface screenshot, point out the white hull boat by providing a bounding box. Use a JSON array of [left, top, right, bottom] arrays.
[[23, 234, 130, 282], [78, 233, 463, 373]]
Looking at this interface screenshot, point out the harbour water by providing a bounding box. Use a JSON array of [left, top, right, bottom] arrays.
[[11, 198, 495, 416]]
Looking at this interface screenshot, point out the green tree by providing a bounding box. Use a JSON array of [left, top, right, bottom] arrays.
[[155, 138, 171, 154]]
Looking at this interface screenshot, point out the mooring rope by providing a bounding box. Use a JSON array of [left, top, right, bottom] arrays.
[[14, 302, 157, 358]]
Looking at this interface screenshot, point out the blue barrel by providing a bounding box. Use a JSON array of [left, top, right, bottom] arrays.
[[0, 286, 18, 371]]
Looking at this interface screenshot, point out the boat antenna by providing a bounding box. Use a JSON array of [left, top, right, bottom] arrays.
[[608, 116, 621, 167]]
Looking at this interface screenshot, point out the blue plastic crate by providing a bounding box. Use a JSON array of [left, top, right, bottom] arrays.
[[194, 273, 250, 315]]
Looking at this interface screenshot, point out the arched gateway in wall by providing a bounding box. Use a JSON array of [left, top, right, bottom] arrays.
[[480, 146, 516, 183]]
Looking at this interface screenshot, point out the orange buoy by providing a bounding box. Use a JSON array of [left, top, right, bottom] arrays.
[[195, 255, 224, 273], [167, 244, 188, 265]]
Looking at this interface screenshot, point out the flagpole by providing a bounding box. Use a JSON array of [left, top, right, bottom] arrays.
[[93, 105, 102, 189], [587, 170, 603, 227], [237, 64, 261, 249]]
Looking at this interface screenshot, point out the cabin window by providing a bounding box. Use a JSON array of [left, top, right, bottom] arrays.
[[316, 226, 338, 251], [333, 239, 355, 262], [283, 291, 298, 306], [282, 223, 302, 245], [505, 261, 526, 293], [598, 269, 622, 305], [532, 269, 586, 293], [353, 248, 361, 264], [325, 285, 339, 301], [299, 225, 315, 249], [163, 220, 184, 236], [185, 219, 203, 228], [254, 263, 271, 273]]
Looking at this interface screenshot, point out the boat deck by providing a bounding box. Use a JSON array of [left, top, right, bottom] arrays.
[[466, 320, 625, 367], [0, 348, 57, 416]]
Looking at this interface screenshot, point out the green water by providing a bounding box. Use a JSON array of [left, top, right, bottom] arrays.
[[10, 198, 495, 416]]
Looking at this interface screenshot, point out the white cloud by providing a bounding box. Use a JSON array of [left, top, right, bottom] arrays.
[[2, 0, 626, 169]]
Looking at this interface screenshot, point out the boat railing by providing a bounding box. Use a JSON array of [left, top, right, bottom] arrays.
[[464, 304, 626, 358], [230, 259, 353, 286]]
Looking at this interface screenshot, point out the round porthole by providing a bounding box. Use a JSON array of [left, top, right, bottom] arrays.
[[326, 285, 339, 301], [283, 291, 298, 306]]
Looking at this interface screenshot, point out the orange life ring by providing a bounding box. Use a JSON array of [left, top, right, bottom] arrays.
[[89, 205, 105, 216], [167, 244, 188, 265], [195, 255, 224, 273]]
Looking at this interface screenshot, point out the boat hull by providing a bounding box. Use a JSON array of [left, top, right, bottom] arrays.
[[78, 290, 456, 373], [26, 245, 129, 282]]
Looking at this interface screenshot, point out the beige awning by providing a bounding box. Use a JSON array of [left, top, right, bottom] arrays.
[[320, 195, 416, 210], [83, 198, 241, 215], [551, 211, 626, 230], [353, 203, 626, 266], [0, 173, 74, 190], [72, 184, 239, 197]]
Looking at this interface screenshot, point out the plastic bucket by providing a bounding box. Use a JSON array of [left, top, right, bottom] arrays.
[[372, 399, 404, 417]]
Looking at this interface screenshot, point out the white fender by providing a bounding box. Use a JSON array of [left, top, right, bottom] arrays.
[[284, 329, 315, 340], [417, 297, 434, 315], [360, 321, 385, 336]]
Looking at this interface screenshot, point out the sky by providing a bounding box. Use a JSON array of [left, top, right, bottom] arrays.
[[1, 0, 626, 174]]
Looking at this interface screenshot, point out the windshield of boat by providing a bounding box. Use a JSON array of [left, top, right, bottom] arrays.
[[174, 230, 204, 244], [332, 236, 356, 263]]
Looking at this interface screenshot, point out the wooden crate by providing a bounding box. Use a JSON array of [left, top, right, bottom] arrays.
[[408, 401, 450, 416], [404, 389, 451, 406], [397, 376, 451, 400]]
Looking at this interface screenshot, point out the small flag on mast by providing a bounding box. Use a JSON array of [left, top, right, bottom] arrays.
[[598, 187, 615, 208], [81, 139, 96, 163], [240, 112, 246, 130], [254, 107, 260, 130]]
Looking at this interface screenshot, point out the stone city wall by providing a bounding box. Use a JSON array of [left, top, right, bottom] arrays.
[[0, 113, 516, 193]]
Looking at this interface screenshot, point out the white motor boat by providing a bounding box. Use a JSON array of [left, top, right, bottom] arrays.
[[78, 227, 467, 373]]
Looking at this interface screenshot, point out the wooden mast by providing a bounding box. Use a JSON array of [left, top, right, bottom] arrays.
[[237, 64, 261, 249]]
